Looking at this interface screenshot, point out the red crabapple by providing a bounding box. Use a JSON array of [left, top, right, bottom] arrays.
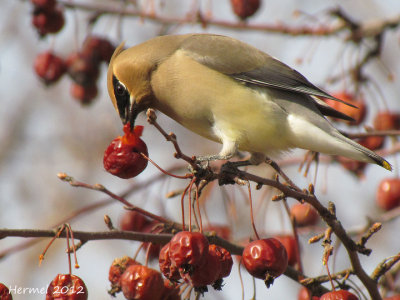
[[230, 0, 260, 20], [320, 290, 358, 300], [120, 265, 164, 300], [242, 238, 288, 287], [46, 274, 88, 300], [103, 124, 148, 179]]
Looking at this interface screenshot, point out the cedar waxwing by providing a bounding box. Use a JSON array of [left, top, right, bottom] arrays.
[[107, 33, 391, 170]]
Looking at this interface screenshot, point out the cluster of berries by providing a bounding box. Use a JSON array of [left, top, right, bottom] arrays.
[[159, 231, 233, 293], [34, 36, 115, 104], [109, 256, 178, 300], [325, 92, 400, 177]]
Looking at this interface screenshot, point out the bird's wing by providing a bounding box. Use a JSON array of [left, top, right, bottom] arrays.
[[180, 34, 355, 109], [312, 96, 355, 121]]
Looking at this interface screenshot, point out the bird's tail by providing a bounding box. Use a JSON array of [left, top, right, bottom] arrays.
[[332, 131, 392, 171]]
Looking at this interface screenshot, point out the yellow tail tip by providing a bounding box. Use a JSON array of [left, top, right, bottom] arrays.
[[382, 160, 392, 171]]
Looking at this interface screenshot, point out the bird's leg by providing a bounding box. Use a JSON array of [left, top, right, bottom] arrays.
[[195, 153, 234, 162], [249, 152, 266, 165], [195, 140, 238, 162]]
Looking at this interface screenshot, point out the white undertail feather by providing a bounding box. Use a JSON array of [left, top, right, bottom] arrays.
[[287, 114, 391, 170]]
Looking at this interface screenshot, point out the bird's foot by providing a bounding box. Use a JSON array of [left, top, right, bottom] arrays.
[[222, 160, 252, 168], [218, 160, 252, 185]]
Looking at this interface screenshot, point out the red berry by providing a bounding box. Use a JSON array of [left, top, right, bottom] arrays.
[[384, 296, 400, 300], [320, 290, 358, 300], [242, 238, 288, 287], [144, 242, 161, 261], [169, 231, 209, 273], [376, 178, 400, 211], [140, 220, 161, 260], [290, 203, 319, 227], [274, 235, 299, 267], [82, 36, 115, 63], [120, 265, 164, 300], [70, 83, 98, 104], [31, 0, 56, 11], [46, 274, 88, 300], [34, 51, 66, 84], [204, 224, 232, 240], [103, 124, 148, 179], [357, 136, 385, 151], [141, 219, 160, 233], [159, 243, 181, 281], [209, 244, 233, 278], [161, 280, 181, 300], [326, 92, 367, 125], [0, 283, 12, 300], [32, 8, 65, 36], [374, 111, 400, 131], [119, 210, 151, 232], [298, 286, 320, 300], [230, 0, 260, 20], [66, 52, 100, 86], [108, 256, 139, 295], [337, 156, 366, 178], [181, 244, 221, 288]]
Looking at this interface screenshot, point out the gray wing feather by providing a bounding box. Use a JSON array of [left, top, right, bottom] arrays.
[[180, 34, 357, 110]]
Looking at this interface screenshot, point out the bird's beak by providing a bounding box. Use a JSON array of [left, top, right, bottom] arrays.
[[119, 95, 139, 132]]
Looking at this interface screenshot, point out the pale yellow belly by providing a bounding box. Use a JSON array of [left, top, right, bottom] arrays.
[[151, 51, 293, 155]]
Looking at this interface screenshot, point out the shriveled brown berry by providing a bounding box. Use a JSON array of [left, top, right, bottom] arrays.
[[169, 231, 209, 274], [46, 274, 88, 300], [159, 243, 181, 282], [120, 265, 164, 300], [103, 125, 148, 179], [108, 256, 139, 295], [242, 238, 288, 287], [209, 244, 233, 278], [181, 244, 221, 288], [34, 51, 66, 84]]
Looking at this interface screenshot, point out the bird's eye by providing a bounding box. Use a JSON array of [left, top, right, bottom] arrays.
[[115, 81, 127, 96], [113, 75, 131, 123]]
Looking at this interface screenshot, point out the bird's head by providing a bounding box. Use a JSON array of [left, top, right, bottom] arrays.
[[107, 42, 155, 129]]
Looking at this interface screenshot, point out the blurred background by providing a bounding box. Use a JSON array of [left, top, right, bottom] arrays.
[[1, 0, 400, 299]]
